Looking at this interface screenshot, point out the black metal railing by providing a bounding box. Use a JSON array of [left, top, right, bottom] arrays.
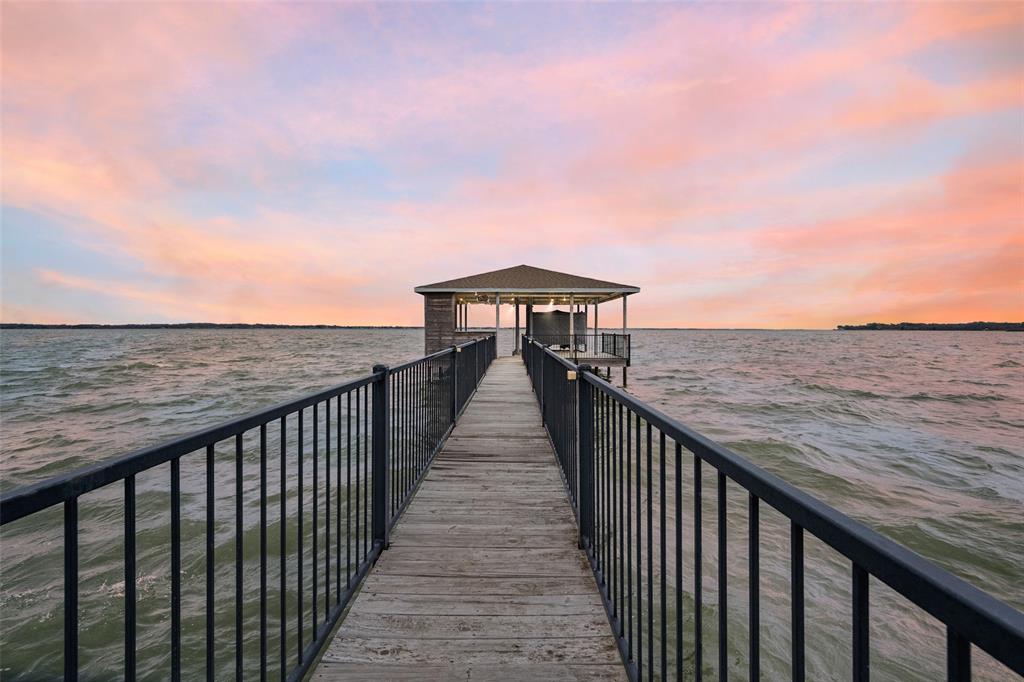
[[531, 333, 631, 364], [524, 336, 579, 511], [0, 335, 495, 682], [455, 334, 496, 416], [601, 332, 630, 360], [523, 337, 1024, 682]]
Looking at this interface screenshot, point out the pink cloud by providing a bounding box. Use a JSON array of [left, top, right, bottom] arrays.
[[2, 3, 1021, 326]]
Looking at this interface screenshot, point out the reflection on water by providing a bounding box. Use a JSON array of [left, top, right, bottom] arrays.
[[1, 328, 1021, 679]]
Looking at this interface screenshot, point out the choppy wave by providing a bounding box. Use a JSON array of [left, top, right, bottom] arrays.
[[1, 328, 1021, 680]]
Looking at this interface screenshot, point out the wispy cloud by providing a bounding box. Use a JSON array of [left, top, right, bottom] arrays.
[[2, 2, 1021, 326]]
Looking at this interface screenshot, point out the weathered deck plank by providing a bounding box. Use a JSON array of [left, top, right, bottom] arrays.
[[314, 357, 624, 681]]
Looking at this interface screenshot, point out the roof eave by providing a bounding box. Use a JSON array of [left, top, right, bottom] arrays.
[[414, 286, 640, 295]]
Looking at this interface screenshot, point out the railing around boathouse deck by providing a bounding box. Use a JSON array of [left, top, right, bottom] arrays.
[[0, 335, 496, 682], [523, 335, 1024, 682], [530, 332, 632, 365]]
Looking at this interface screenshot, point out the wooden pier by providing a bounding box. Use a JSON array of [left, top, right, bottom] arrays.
[[313, 357, 624, 681]]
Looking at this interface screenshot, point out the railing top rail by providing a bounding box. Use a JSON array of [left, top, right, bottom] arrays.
[[391, 334, 494, 374], [577, 363, 1024, 674], [531, 333, 630, 339], [535, 339, 580, 370], [389, 345, 457, 373], [2, 336, 500, 525], [456, 335, 493, 349], [0, 370, 381, 525]]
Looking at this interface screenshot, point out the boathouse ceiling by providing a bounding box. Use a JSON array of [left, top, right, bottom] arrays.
[[413, 264, 639, 305]]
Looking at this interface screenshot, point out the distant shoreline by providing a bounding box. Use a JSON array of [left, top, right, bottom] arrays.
[[0, 323, 418, 330], [837, 322, 1023, 331], [2, 322, 1021, 332]]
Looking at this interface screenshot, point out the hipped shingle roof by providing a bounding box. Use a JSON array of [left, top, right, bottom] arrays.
[[414, 265, 638, 293]]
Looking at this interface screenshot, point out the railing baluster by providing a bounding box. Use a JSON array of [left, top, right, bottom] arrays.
[[402, 369, 407, 501], [207, 444, 215, 680], [260, 423, 268, 681], [619, 402, 625, 639], [422, 363, 426, 472], [279, 417, 287, 682], [792, 522, 804, 682], [405, 368, 410, 499], [389, 373, 395, 516], [363, 385, 369, 558], [750, 493, 760, 682], [626, 405, 633, 664], [412, 366, 417, 492], [325, 399, 331, 618], [676, 443, 683, 682], [347, 392, 352, 587], [171, 458, 182, 682], [695, 456, 703, 682], [355, 390, 361, 569], [718, 471, 727, 682], [372, 365, 390, 549], [313, 402, 319, 631], [577, 366, 593, 551], [608, 397, 615, 620], [636, 412, 643, 680], [397, 371, 402, 505], [598, 391, 604, 577], [414, 366, 419, 483], [853, 565, 868, 682], [660, 432, 667, 679], [297, 409, 304, 660], [947, 627, 970, 682], [407, 368, 411, 491], [606, 392, 612, 596], [336, 395, 342, 604], [593, 389, 600, 565], [647, 421, 653, 679], [64, 497, 78, 682], [417, 364, 421, 486], [235, 433, 244, 678], [125, 476, 136, 682]]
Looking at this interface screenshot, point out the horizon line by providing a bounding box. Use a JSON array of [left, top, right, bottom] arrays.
[[3, 322, 1021, 332]]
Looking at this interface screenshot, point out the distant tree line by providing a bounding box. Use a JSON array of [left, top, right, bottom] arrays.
[[0, 323, 418, 330], [837, 322, 1023, 331]]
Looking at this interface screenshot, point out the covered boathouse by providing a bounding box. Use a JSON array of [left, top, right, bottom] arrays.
[[415, 264, 640, 382]]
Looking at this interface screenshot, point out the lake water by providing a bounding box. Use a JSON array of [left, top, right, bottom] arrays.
[[1, 329, 1021, 680]]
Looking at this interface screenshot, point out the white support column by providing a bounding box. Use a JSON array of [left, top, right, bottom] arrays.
[[594, 302, 599, 335], [495, 293, 501, 340], [514, 302, 520, 354], [622, 294, 628, 386], [569, 293, 575, 338]]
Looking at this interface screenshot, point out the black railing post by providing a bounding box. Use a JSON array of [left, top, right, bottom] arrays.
[[450, 347, 458, 424], [371, 364, 390, 549], [64, 497, 78, 682], [578, 365, 593, 550]]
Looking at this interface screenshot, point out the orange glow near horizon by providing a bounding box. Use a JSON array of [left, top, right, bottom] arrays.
[[1, 2, 1021, 328]]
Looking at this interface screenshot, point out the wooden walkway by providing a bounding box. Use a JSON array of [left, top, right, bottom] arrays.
[[314, 357, 624, 681]]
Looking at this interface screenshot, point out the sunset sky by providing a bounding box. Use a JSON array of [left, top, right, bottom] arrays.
[[2, 2, 1021, 328]]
